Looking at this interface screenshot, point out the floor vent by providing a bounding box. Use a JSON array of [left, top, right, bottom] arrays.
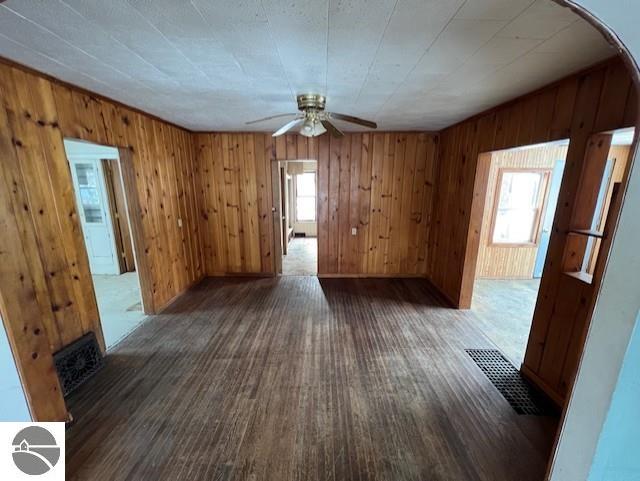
[[54, 332, 104, 397], [465, 349, 554, 416]]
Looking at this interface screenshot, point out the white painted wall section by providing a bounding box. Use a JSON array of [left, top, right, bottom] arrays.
[[0, 313, 31, 422], [549, 2, 640, 480]]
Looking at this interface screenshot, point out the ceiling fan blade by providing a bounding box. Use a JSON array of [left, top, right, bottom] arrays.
[[321, 119, 344, 138], [273, 118, 304, 137], [246, 113, 298, 125], [328, 112, 377, 129]]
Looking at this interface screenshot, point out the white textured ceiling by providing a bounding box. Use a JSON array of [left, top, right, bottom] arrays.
[[0, 0, 615, 131]]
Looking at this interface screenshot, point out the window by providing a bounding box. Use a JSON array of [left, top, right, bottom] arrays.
[[75, 163, 104, 223], [491, 169, 549, 245], [295, 172, 316, 222]]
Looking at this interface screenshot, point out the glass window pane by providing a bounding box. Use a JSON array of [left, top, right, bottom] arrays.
[[493, 208, 537, 243], [498, 172, 542, 210], [75, 163, 103, 224], [295, 172, 316, 222], [80, 187, 100, 206], [75, 163, 98, 187], [493, 171, 544, 244], [84, 207, 103, 223], [296, 197, 315, 221], [296, 172, 315, 194]]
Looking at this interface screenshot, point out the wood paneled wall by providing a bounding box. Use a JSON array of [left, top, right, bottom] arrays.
[[476, 145, 568, 279], [195, 133, 274, 275], [195, 132, 438, 276], [430, 58, 636, 305], [429, 57, 637, 404], [0, 60, 203, 421]]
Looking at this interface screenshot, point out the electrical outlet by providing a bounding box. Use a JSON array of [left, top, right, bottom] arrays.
[[177, 218, 183, 228], [351, 227, 357, 236]]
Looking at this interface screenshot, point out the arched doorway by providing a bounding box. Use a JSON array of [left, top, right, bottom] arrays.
[[546, 1, 640, 480]]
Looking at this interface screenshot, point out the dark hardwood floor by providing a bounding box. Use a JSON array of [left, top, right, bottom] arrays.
[[66, 277, 557, 481]]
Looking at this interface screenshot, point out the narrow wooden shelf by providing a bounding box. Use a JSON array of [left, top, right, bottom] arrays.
[[567, 229, 605, 239], [564, 271, 594, 284]]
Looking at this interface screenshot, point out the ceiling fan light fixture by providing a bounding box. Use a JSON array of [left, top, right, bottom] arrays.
[[299, 114, 326, 137], [247, 93, 376, 138]]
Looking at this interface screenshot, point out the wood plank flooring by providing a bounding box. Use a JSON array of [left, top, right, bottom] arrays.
[[66, 277, 556, 481]]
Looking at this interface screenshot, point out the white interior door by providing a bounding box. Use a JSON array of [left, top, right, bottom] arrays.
[[69, 158, 120, 275]]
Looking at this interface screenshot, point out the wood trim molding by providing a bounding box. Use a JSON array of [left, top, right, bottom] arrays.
[[458, 152, 493, 308], [206, 273, 276, 278], [117, 148, 156, 314], [317, 273, 427, 279]]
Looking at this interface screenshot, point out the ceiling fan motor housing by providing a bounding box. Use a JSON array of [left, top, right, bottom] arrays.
[[297, 94, 326, 111]]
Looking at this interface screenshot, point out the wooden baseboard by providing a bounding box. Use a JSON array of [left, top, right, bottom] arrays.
[[520, 364, 564, 408], [153, 275, 206, 314], [476, 276, 537, 281], [423, 278, 459, 308], [206, 272, 276, 278], [317, 273, 427, 279]]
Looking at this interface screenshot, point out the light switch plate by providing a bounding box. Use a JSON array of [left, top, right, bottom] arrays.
[[351, 227, 357, 236], [177, 218, 183, 228]]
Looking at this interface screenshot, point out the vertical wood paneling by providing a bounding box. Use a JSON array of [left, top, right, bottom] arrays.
[[195, 132, 438, 277], [195, 133, 275, 274], [0, 61, 204, 420], [0, 88, 67, 421], [317, 136, 331, 274], [429, 57, 637, 405]]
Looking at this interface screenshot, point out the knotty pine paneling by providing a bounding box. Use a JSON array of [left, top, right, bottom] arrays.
[[195, 133, 273, 275], [429, 57, 637, 405], [476, 145, 568, 279], [195, 132, 438, 277], [0, 60, 204, 421]]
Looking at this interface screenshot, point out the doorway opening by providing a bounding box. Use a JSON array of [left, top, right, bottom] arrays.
[[470, 140, 570, 367], [276, 160, 318, 276], [64, 139, 145, 349], [470, 128, 636, 369]]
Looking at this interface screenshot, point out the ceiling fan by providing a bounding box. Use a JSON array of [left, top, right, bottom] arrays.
[[246, 94, 377, 138]]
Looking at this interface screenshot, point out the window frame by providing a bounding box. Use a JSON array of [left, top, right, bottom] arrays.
[[294, 171, 317, 223], [488, 167, 552, 247]]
